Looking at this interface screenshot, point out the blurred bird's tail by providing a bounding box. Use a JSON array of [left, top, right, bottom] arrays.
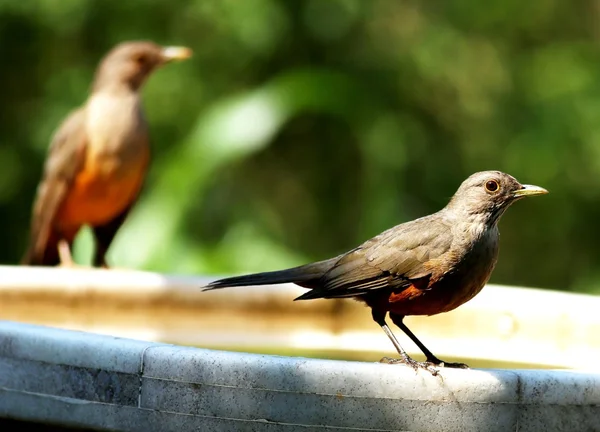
[[202, 257, 339, 291]]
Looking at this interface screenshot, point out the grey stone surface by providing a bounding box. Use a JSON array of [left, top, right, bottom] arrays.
[[141, 376, 515, 431], [0, 357, 139, 405], [0, 321, 156, 372], [515, 370, 600, 431], [141, 345, 517, 402], [0, 387, 398, 431], [141, 345, 519, 431], [2, 320, 600, 432], [517, 405, 600, 432], [518, 369, 600, 404]]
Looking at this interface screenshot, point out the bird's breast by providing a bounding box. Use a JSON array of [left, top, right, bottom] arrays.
[[439, 227, 500, 311], [55, 93, 150, 229], [85, 93, 149, 169], [386, 227, 499, 316]]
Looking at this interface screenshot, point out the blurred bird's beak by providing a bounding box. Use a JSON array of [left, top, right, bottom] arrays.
[[161, 46, 193, 63], [513, 184, 549, 198]]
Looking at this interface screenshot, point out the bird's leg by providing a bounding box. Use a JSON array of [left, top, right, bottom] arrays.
[[92, 203, 133, 269], [57, 238, 92, 269], [372, 310, 439, 374], [57, 239, 77, 267], [389, 313, 469, 369]]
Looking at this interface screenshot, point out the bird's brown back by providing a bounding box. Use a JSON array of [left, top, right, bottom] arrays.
[[23, 108, 89, 263]]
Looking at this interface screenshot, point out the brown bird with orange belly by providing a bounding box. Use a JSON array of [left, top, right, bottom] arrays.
[[22, 41, 192, 267], [204, 171, 548, 370]]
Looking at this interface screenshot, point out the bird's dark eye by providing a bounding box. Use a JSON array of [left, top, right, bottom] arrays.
[[133, 54, 147, 65], [485, 180, 500, 193]]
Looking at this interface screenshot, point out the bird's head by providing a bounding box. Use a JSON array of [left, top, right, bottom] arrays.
[[446, 170, 548, 225], [93, 41, 192, 92]]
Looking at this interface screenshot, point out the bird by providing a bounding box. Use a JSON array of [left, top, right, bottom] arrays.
[[22, 41, 192, 268], [203, 171, 548, 370]]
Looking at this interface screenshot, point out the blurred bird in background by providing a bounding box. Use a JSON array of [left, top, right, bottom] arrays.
[[22, 41, 192, 268]]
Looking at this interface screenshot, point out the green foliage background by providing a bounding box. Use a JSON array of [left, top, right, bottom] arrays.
[[1, 0, 597, 293]]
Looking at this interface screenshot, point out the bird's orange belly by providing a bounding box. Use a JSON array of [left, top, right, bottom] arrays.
[[56, 154, 148, 229], [387, 288, 478, 316], [384, 279, 488, 316]]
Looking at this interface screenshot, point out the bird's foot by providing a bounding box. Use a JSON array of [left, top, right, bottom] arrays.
[[57, 261, 92, 270], [439, 361, 469, 369], [426, 358, 470, 369], [379, 356, 440, 376]]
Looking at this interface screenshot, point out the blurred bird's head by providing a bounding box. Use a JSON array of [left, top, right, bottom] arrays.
[[445, 170, 548, 225], [93, 41, 192, 92]]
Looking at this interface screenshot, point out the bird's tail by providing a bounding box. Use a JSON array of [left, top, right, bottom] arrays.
[[203, 257, 339, 291]]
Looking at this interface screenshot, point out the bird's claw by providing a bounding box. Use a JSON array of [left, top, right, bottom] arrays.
[[379, 356, 440, 376], [379, 356, 401, 365], [430, 360, 470, 369]]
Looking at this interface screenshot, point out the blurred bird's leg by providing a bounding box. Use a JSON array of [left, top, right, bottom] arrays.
[[56, 238, 89, 268], [372, 310, 438, 375], [91, 205, 133, 269], [57, 239, 75, 266], [389, 313, 469, 369]]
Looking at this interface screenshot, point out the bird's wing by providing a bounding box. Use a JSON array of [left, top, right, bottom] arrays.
[[25, 108, 88, 261], [296, 216, 455, 300]]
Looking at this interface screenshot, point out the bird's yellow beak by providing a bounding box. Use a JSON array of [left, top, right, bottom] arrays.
[[161, 46, 193, 62], [512, 184, 549, 198]]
